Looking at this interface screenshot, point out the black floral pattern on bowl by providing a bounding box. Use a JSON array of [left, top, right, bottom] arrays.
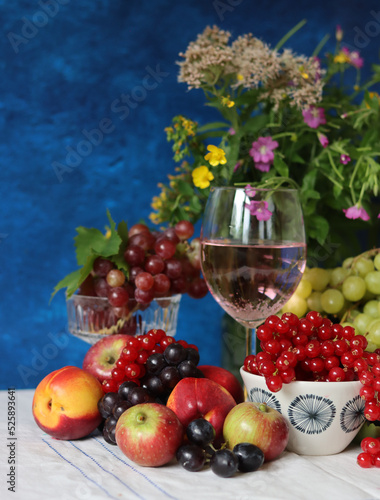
[[340, 395, 366, 433], [288, 394, 336, 435], [249, 387, 281, 413]]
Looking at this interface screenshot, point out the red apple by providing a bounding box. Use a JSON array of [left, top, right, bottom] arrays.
[[223, 402, 289, 461], [166, 377, 236, 441], [115, 403, 183, 467], [198, 365, 244, 404], [32, 366, 104, 440], [82, 334, 131, 382]]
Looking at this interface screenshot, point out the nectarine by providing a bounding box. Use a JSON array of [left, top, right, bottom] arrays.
[[32, 366, 104, 440]]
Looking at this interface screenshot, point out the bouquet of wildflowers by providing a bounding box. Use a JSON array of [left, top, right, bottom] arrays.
[[150, 22, 380, 266]]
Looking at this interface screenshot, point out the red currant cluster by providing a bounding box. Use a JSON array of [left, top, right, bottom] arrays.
[[357, 437, 380, 468], [102, 328, 200, 396], [243, 311, 380, 410], [78, 220, 208, 313]]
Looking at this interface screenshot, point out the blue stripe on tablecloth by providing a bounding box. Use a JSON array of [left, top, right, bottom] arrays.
[[69, 440, 146, 500], [92, 436, 180, 500], [41, 438, 119, 500]]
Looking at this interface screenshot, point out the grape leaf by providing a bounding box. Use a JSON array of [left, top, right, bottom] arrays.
[[75, 209, 121, 265]]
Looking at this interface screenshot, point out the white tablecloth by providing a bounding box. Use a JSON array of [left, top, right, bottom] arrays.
[[1, 390, 380, 500]]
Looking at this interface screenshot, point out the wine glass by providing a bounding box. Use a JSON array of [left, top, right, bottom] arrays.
[[200, 186, 306, 359]]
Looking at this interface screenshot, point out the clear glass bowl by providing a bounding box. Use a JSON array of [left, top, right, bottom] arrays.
[[66, 294, 182, 344]]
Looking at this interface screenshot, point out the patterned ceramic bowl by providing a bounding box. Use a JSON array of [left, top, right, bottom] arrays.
[[240, 367, 366, 456]]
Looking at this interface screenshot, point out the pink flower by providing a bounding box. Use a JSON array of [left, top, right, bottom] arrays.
[[378, 213, 380, 219], [228, 128, 236, 136], [249, 136, 279, 164], [245, 200, 272, 221], [254, 162, 271, 172], [318, 133, 329, 148], [340, 154, 351, 165], [302, 106, 326, 129], [343, 204, 370, 221], [244, 184, 256, 197], [342, 47, 364, 69], [233, 160, 242, 172]]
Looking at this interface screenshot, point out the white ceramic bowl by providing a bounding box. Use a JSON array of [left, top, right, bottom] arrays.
[[240, 367, 366, 456]]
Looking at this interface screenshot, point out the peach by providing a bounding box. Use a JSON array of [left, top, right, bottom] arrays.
[[32, 366, 104, 440]]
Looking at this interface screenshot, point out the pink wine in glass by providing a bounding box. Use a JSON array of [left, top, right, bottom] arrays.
[[201, 240, 306, 327]]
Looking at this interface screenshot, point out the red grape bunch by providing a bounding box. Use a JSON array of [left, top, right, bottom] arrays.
[[79, 220, 208, 314]]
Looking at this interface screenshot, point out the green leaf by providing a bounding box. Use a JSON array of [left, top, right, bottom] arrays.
[[306, 215, 330, 246], [177, 179, 195, 197], [74, 210, 121, 265], [272, 155, 289, 177], [50, 269, 82, 302], [117, 220, 129, 245], [241, 115, 269, 134], [197, 121, 229, 133]]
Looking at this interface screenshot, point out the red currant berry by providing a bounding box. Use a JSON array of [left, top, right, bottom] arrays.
[[244, 354, 256, 373], [125, 363, 141, 379], [353, 358, 368, 373], [340, 351, 355, 367], [299, 318, 314, 336], [359, 371, 375, 386], [280, 367, 296, 384], [258, 360, 276, 376], [361, 437, 380, 455], [102, 379, 118, 393], [281, 312, 299, 328], [341, 325, 355, 340], [263, 339, 281, 355], [293, 334, 308, 346], [328, 366, 346, 382], [305, 340, 321, 358], [324, 355, 340, 371], [360, 385, 376, 401], [333, 339, 349, 356], [122, 347, 138, 362], [306, 311, 323, 328], [256, 325, 273, 342], [265, 315, 280, 329], [320, 340, 335, 357], [357, 452, 374, 468], [160, 336, 176, 348], [309, 357, 325, 373], [317, 326, 333, 341], [282, 350, 297, 367], [266, 374, 283, 392]]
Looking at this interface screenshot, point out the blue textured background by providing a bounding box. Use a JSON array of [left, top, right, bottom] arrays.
[[1, 0, 379, 389]]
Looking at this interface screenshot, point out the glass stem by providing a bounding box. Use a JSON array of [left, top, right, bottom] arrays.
[[245, 326, 252, 359]]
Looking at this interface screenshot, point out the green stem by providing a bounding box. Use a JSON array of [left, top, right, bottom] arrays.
[[327, 150, 344, 180], [274, 19, 307, 50], [320, 170, 344, 190], [349, 155, 363, 190], [312, 33, 330, 57]]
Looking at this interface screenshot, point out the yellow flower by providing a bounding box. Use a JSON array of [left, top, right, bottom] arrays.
[[164, 126, 174, 134], [236, 73, 244, 81], [192, 166, 214, 189], [104, 228, 112, 239], [221, 95, 235, 108], [204, 145, 227, 167], [180, 117, 196, 136], [334, 52, 350, 64], [365, 91, 380, 109]]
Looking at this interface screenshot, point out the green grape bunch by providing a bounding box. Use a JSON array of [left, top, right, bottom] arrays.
[[282, 249, 380, 351]]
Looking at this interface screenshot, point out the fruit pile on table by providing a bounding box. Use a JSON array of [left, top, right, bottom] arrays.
[[41, 221, 380, 473]]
